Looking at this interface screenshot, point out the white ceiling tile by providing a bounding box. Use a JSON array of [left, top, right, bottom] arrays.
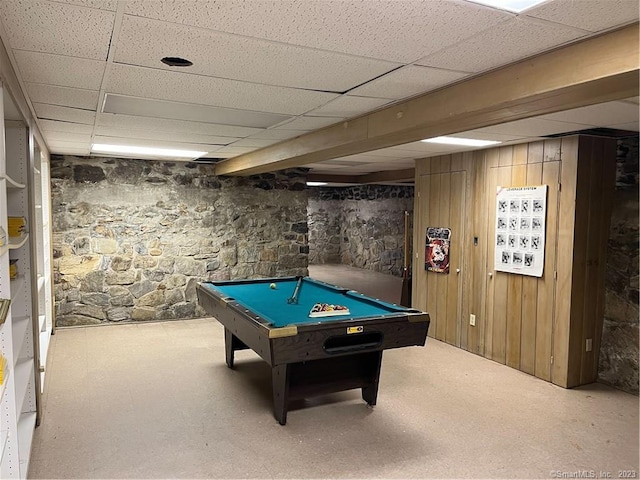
[[540, 101, 640, 127], [0, 1, 115, 59], [14, 50, 105, 90], [449, 130, 528, 142], [55, 0, 118, 11], [33, 103, 96, 124], [274, 116, 344, 131], [102, 94, 291, 129], [604, 122, 639, 132], [44, 131, 92, 144], [26, 83, 99, 110], [107, 64, 338, 116], [96, 114, 262, 138], [47, 146, 91, 155], [47, 139, 91, 149], [91, 135, 225, 153], [39, 119, 94, 134], [307, 96, 393, 117], [124, 0, 512, 63], [211, 145, 258, 156], [115, 15, 400, 92], [93, 126, 237, 146], [228, 138, 282, 148], [525, 0, 639, 32], [477, 117, 597, 137], [417, 17, 588, 73], [250, 129, 302, 140], [350, 65, 469, 99]]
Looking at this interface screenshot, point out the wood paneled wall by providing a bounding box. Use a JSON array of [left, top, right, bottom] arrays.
[[412, 136, 616, 388]]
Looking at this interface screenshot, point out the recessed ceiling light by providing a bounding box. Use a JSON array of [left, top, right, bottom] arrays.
[[161, 56, 193, 67], [421, 136, 502, 147], [306, 181, 328, 186], [91, 143, 207, 159], [466, 0, 548, 13]]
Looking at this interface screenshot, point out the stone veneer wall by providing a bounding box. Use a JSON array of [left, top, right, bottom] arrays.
[[598, 136, 639, 394], [308, 185, 413, 276], [51, 155, 309, 326]]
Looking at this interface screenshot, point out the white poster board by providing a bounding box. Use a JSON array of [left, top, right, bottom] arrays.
[[494, 185, 547, 277]]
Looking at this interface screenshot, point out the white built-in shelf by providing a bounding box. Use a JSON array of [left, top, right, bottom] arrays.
[[10, 275, 26, 299], [0, 244, 7, 257], [18, 412, 36, 470], [11, 316, 29, 365], [37, 275, 44, 292], [0, 428, 8, 464], [38, 314, 46, 333], [2, 174, 25, 189], [8, 233, 29, 250], [14, 358, 33, 412], [0, 367, 9, 401]]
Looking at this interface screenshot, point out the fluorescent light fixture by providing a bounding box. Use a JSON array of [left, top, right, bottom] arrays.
[[467, 0, 547, 13], [306, 181, 328, 186], [91, 143, 207, 159], [421, 136, 501, 147]]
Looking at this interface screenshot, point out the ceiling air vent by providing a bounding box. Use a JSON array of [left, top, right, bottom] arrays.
[[193, 157, 226, 164]]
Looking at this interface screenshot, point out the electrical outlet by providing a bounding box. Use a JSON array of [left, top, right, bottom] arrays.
[[469, 314, 476, 326], [586, 338, 592, 352]]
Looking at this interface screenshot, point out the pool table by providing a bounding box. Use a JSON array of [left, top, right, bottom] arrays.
[[196, 276, 430, 424]]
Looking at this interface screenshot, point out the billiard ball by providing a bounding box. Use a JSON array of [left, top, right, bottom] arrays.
[[269, 283, 276, 289]]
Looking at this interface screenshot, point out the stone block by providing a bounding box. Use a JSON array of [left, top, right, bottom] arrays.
[[110, 291, 135, 307], [260, 248, 278, 262], [66, 289, 81, 302], [106, 270, 137, 285], [165, 288, 184, 305], [80, 270, 105, 292], [174, 257, 206, 277], [255, 262, 276, 277], [164, 274, 187, 289], [157, 257, 175, 273], [73, 237, 91, 255], [93, 238, 117, 254], [206, 260, 220, 272], [129, 280, 156, 298], [73, 304, 106, 320], [58, 255, 101, 275], [132, 307, 156, 321], [80, 292, 110, 306], [143, 270, 166, 282], [138, 290, 165, 307], [133, 255, 157, 269], [56, 315, 102, 327], [111, 256, 132, 271], [106, 307, 131, 322], [149, 248, 163, 256], [220, 246, 237, 267], [172, 302, 196, 319]]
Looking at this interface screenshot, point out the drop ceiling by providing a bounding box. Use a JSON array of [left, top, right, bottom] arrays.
[[0, 0, 637, 180]]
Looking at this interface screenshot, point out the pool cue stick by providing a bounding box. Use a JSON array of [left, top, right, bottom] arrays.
[[287, 277, 303, 304], [400, 211, 412, 307]]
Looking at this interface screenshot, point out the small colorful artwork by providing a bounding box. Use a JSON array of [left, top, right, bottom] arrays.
[[425, 227, 451, 274]]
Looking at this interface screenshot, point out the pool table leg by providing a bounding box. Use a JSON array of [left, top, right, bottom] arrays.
[[362, 351, 384, 406], [272, 364, 290, 425]]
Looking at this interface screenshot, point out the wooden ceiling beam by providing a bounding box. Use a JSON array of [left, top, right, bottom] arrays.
[[216, 24, 639, 176], [308, 167, 415, 184]]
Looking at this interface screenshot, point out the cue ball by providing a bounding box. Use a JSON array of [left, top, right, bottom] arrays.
[[269, 283, 276, 289]]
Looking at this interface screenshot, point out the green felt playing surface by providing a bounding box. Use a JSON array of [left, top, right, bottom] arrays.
[[202, 277, 408, 328]]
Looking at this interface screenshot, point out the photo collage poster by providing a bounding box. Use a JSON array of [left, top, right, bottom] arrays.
[[425, 227, 451, 274], [494, 185, 547, 277]]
